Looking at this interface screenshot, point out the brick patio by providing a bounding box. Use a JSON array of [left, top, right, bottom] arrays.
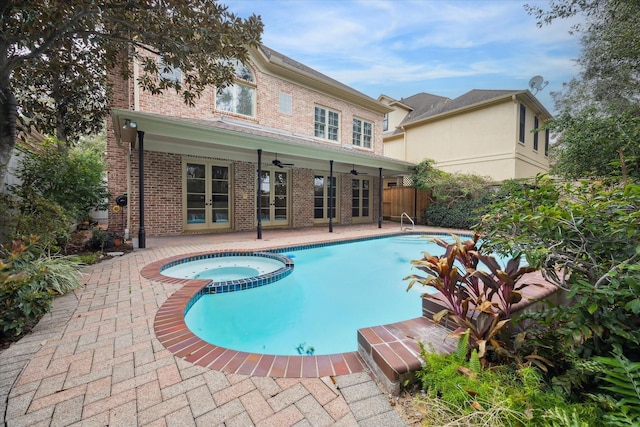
[[2, 224, 461, 426]]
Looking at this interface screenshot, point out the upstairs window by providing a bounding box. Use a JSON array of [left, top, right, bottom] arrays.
[[216, 60, 256, 117], [352, 118, 372, 149], [533, 116, 539, 151], [279, 92, 292, 115], [158, 57, 182, 83], [519, 104, 526, 143], [383, 113, 388, 131], [545, 129, 550, 156], [314, 106, 339, 141]]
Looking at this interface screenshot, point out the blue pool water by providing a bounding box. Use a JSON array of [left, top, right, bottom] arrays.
[[162, 255, 285, 280], [184, 234, 452, 356]]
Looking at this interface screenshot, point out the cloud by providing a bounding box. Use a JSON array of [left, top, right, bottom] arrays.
[[226, 0, 583, 113]]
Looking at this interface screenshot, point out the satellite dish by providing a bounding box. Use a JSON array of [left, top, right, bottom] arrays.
[[528, 75, 548, 95]]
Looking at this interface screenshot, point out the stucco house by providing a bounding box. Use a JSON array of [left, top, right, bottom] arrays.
[[107, 45, 414, 244], [379, 90, 552, 181]]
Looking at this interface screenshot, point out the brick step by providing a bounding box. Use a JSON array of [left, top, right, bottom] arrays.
[[357, 317, 456, 395]]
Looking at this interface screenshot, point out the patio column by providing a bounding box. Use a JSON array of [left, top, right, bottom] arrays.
[[257, 149, 262, 239], [378, 168, 383, 228], [329, 160, 333, 233], [137, 130, 146, 248]]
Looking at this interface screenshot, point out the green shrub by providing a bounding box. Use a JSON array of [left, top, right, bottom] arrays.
[[9, 137, 109, 222], [423, 193, 492, 229], [0, 238, 51, 338], [0, 273, 53, 338], [0, 237, 83, 339], [0, 191, 71, 250], [591, 348, 640, 426], [414, 336, 601, 426], [72, 251, 102, 265]]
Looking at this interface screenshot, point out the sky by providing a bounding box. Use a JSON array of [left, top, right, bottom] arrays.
[[225, 0, 585, 114]]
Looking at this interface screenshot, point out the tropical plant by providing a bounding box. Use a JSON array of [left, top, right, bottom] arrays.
[[405, 234, 540, 362]]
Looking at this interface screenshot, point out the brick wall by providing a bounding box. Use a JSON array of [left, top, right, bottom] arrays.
[[107, 50, 386, 236], [291, 168, 314, 228], [128, 150, 182, 236], [233, 161, 256, 232]]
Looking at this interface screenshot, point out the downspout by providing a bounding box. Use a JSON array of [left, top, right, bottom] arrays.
[[126, 143, 131, 237], [126, 58, 139, 239]]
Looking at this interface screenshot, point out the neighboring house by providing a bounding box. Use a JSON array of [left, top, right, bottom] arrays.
[[379, 90, 552, 181], [107, 45, 414, 241]]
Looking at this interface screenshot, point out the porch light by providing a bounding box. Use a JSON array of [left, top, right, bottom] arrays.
[[122, 119, 138, 145]]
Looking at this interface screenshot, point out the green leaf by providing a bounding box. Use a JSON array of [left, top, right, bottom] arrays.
[[625, 299, 640, 314]]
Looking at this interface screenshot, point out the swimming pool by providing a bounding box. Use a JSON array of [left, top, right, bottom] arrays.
[[184, 234, 451, 356]]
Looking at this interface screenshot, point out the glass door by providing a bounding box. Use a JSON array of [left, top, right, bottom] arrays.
[[258, 170, 289, 225], [184, 161, 231, 230], [314, 174, 337, 223], [352, 177, 370, 222]]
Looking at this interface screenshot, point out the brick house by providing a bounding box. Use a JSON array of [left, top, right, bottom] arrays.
[[380, 90, 552, 181], [107, 45, 414, 244]]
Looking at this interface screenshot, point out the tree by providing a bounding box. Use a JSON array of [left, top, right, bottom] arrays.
[[526, 0, 640, 115], [548, 106, 640, 180], [0, 1, 263, 184]]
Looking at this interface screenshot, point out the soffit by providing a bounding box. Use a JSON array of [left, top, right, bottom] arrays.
[[111, 109, 415, 176]]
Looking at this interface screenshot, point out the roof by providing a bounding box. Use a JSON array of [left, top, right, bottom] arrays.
[[254, 45, 391, 114], [397, 89, 552, 127]]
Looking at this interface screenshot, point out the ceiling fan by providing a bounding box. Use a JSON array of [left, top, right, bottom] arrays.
[[272, 154, 294, 168], [350, 164, 367, 175]]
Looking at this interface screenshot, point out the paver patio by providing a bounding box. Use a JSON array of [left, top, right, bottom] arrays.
[[1, 224, 456, 426]]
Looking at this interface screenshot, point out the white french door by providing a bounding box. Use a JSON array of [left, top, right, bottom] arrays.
[[351, 177, 371, 222], [258, 169, 289, 226], [314, 174, 337, 223], [184, 160, 231, 231]]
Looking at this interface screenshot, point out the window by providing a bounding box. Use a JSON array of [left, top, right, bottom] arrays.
[[545, 129, 550, 156], [383, 113, 388, 131], [279, 92, 292, 114], [314, 106, 339, 141], [158, 57, 181, 83], [519, 104, 526, 143], [216, 60, 256, 117], [352, 118, 372, 149], [533, 116, 539, 151]]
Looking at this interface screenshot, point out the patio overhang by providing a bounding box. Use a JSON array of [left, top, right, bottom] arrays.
[[111, 109, 415, 177]]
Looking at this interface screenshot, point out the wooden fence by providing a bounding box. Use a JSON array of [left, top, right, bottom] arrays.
[[382, 187, 430, 222]]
